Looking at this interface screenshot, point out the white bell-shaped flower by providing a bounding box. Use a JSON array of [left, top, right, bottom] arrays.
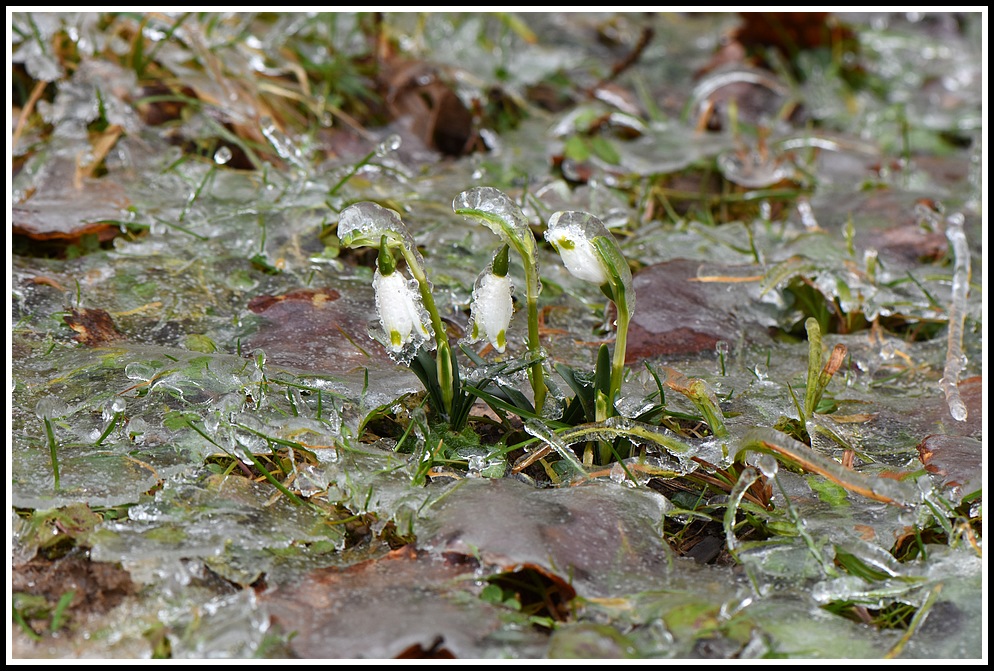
[[544, 220, 609, 285], [468, 245, 514, 352], [373, 267, 430, 352], [469, 272, 514, 352]]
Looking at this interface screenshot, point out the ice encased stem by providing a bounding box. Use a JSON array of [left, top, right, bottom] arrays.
[[338, 201, 453, 413], [941, 213, 970, 422], [453, 187, 547, 412], [546, 210, 635, 408]]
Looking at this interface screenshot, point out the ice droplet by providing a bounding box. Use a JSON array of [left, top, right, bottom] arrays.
[[610, 460, 650, 487], [376, 133, 402, 156], [609, 462, 627, 485], [125, 362, 156, 382], [35, 396, 68, 419], [213, 146, 232, 165], [102, 397, 126, 421], [467, 454, 486, 475], [750, 452, 779, 478]]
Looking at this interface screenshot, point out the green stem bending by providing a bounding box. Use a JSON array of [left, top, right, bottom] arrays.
[[400, 247, 454, 418], [590, 233, 635, 416], [453, 205, 547, 414], [736, 427, 918, 507]]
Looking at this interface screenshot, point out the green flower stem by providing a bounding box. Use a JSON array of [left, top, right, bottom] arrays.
[[453, 207, 547, 413], [590, 234, 634, 413], [399, 246, 454, 417], [524, 277, 546, 413], [610, 287, 631, 407], [338, 201, 456, 420]]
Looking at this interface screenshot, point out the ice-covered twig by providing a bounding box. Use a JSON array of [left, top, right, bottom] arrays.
[[941, 213, 970, 421]]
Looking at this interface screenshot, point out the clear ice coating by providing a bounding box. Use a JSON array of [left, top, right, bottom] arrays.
[[337, 201, 437, 365], [337, 201, 423, 265], [453, 187, 533, 247], [688, 66, 791, 125], [7, 12, 984, 660], [372, 267, 433, 365], [941, 212, 970, 421], [724, 465, 762, 553], [556, 416, 697, 470], [716, 146, 791, 188], [35, 396, 69, 419], [466, 263, 514, 353], [737, 427, 920, 508], [545, 210, 634, 309], [523, 419, 589, 478], [452, 186, 541, 290]]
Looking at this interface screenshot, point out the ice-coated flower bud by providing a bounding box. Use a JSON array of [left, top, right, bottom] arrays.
[[544, 217, 610, 286], [373, 241, 431, 353], [374, 269, 431, 352], [468, 246, 514, 353]]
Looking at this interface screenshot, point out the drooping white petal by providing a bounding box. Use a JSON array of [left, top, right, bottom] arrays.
[[545, 227, 609, 285], [373, 268, 430, 352], [469, 272, 514, 352]]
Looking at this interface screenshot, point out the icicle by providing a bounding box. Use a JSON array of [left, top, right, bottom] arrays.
[[940, 213, 970, 422]]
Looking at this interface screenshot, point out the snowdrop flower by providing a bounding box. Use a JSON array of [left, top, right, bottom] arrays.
[[454, 186, 548, 411], [468, 245, 514, 352], [545, 210, 635, 408], [373, 241, 431, 353], [544, 216, 609, 286]]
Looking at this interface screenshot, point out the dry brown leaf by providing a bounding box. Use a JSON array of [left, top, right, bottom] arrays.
[[64, 307, 123, 346]]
